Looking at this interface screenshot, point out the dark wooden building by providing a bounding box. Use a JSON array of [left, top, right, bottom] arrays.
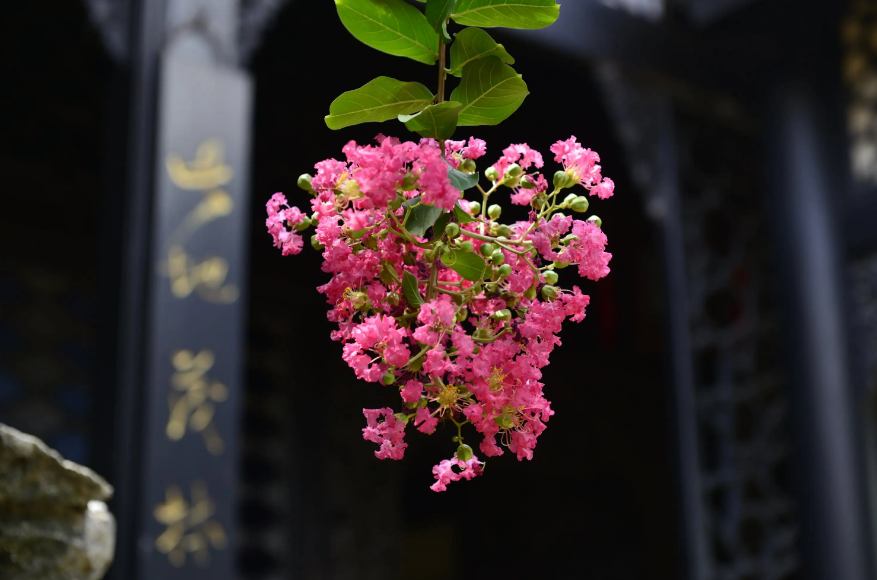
[[1, 1, 876, 579]]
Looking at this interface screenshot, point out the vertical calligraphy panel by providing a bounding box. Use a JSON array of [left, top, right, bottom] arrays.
[[139, 55, 252, 580]]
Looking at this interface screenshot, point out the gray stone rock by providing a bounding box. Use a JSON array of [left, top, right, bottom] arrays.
[[0, 423, 116, 580]]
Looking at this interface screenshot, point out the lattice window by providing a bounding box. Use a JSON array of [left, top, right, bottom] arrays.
[[675, 108, 799, 580]]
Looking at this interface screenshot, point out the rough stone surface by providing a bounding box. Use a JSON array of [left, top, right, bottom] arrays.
[[0, 423, 116, 580]]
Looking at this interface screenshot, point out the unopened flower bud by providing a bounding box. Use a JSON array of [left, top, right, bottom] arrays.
[[297, 174, 313, 191], [521, 176, 537, 190], [494, 413, 515, 430], [563, 193, 578, 206], [493, 309, 512, 321], [541, 285, 559, 301], [571, 196, 590, 213], [423, 249, 435, 262], [401, 173, 419, 191], [311, 235, 324, 251], [459, 159, 477, 174], [455, 308, 468, 323], [386, 292, 400, 306], [562, 234, 578, 243], [588, 215, 603, 227], [389, 196, 404, 210], [311, 212, 319, 223], [468, 201, 481, 216], [491, 250, 505, 265], [496, 225, 512, 238], [474, 327, 491, 340], [445, 222, 461, 239], [506, 163, 522, 178], [488, 205, 502, 220], [553, 260, 570, 269], [554, 170, 574, 190], [524, 286, 537, 300], [382, 371, 396, 386], [403, 252, 416, 266], [485, 167, 500, 182], [498, 264, 512, 278], [349, 291, 369, 310], [544, 270, 559, 285], [295, 216, 311, 231], [459, 241, 474, 253], [456, 444, 474, 462], [479, 243, 495, 257]]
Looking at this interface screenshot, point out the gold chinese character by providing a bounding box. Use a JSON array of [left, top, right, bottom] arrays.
[[166, 139, 233, 191], [154, 481, 228, 568], [163, 245, 239, 304], [167, 349, 228, 455]]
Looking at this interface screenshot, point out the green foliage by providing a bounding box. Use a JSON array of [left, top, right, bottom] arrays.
[[399, 102, 463, 140], [453, 203, 477, 223], [405, 200, 445, 237], [402, 271, 425, 307], [450, 0, 560, 29], [335, 0, 439, 64], [431, 212, 453, 240], [441, 247, 487, 281], [425, 0, 457, 42], [450, 56, 528, 126], [326, 77, 434, 130], [447, 164, 480, 191], [447, 27, 514, 77]]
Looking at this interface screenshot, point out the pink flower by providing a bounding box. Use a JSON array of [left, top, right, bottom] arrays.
[[561, 286, 590, 322], [414, 407, 438, 434], [362, 408, 407, 460], [401, 379, 424, 403], [430, 455, 484, 492]]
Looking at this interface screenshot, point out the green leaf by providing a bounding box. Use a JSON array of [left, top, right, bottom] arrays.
[[402, 271, 425, 308], [335, 0, 440, 64], [326, 77, 434, 130], [432, 212, 453, 240], [426, 0, 456, 32], [448, 27, 514, 77], [447, 162, 479, 191], [454, 203, 477, 223], [441, 247, 487, 281], [450, 56, 528, 126], [399, 101, 462, 140], [451, 0, 560, 29], [405, 203, 445, 237]]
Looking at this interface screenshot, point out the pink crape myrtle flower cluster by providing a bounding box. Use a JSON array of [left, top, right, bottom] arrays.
[[267, 135, 614, 492]]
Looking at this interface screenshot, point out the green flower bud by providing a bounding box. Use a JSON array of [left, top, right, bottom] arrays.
[[349, 291, 370, 310], [311, 234, 324, 251], [382, 371, 396, 386], [494, 413, 515, 430], [386, 292, 400, 306], [445, 222, 461, 239], [480, 243, 495, 257], [553, 260, 570, 269], [455, 308, 468, 323], [488, 205, 502, 220], [496, 225, 512, 238], [388, 196, 404, 210], [562, 234, 579, 243], [563, 193, 578, 206], [468, 201, 482, 216], [554, 170, 574, 190], [294, 216, 311, 231], [521, 176, 537, 190], [311, 212, 319, 223], [491, 250, 505, 265], [588, 215, 602, 227], [460, 241, 474, 253], [403, 252, 416, 266], [544, 270, 559, 285], [506, 163, 522, 178], [401, 173, 418, 191], [474, 327, 491, 340], [571, 196, 590, 213], [541, 285, 559, 301], [493, 309, 512, 321], [524, 286, 537, 300], [459, 159, 477, 174], [485, 167, 500, 182], [423, 249, 435, 262], [498, 264, 512, 278], [297, 174, 313, 191], [456, 444, 474, 462]]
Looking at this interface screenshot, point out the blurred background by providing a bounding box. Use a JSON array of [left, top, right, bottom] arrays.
[[0, 0, 875, 579]]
